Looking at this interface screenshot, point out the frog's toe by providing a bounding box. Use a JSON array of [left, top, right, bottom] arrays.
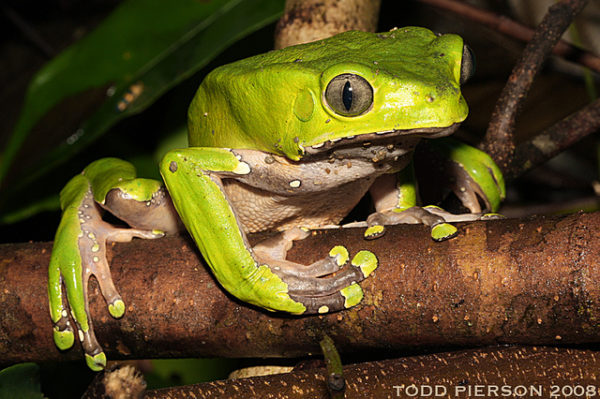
[[79, 325, 107, 370], [290, 282, 364, 313], [481, 212, 505, 220], [49, 277, 75, 350], [283, 249, 377, 298], [53, 322, 75, 351], [365, 206, 448, 241], [350, 250, 378, 278], [85, 352, 107, 372], [108, 299, 126, 318], [253, 233, 377, 314], [364, 224, 385, 240], [300, 246, 377, 279], [92, 260, 125, 318], [431, 222, 458, 241], [256, 243, 348, 279], [79, 237, 126, 319]]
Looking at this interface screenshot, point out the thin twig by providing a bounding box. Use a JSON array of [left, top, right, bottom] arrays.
[[481, 0, 589, 171], [509, 97, 600, 179], [419, 0, 600, 73], [319, 335, 345, 399]]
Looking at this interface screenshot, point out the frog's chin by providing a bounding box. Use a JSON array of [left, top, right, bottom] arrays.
[[302, 123, 460, 156]]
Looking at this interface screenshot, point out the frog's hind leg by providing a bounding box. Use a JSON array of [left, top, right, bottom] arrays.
[[254, 233, 377, 314], [288, 283, 365, 314], [160, 148, 378, 316], [248, 228, 378, 313], [252, 228, 340, 278], [253, 226, 372, 278]]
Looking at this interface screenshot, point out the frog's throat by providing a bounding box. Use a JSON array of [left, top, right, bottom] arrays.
[[303, 123, 460, 156]]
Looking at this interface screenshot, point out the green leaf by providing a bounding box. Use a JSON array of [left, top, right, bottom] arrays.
[[0, 0, 284, 211], [0, 363, 44, 399]]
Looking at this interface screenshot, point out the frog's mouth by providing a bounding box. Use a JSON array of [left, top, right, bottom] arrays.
[[303, 123, 460, 158]]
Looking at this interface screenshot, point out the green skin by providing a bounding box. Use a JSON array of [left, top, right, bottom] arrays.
[[48, 28, 505, 371]]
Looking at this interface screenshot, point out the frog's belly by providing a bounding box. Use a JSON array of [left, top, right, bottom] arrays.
[[222, 178, 375, 233]]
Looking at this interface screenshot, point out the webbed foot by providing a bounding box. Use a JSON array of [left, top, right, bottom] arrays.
[[419, 137, 506, 214], [364, 205, 495, 242], [49, 177, 164, 370], [253, 228, 377, 313]]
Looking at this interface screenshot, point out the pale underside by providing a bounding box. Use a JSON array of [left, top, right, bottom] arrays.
[[223, 133, 425, 233]]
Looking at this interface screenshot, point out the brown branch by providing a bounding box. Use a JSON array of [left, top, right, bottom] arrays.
[[481, 0, 589, 170], [2, 212, 600, 366], [419, 0, 600, 183], [143, 346, 600, 398], [419, 0, 600, 73], [508, 97, 600, 179], [274, 0, 381, 49]]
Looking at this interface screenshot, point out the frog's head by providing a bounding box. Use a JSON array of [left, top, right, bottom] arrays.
[[188, 27, 473, 161]]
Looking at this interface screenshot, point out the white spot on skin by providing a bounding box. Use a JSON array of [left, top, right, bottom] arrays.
[[318, 306, 329, 314], [62, 310, 68, 318], [289, 180, 301, 188], [233, 161, 251, 175], [78, 330, 85, 342]]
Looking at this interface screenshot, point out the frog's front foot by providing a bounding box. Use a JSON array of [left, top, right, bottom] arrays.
[[253, 228, 377, 314], [48, 182, 164, 370], [364, 206, 503, 242]]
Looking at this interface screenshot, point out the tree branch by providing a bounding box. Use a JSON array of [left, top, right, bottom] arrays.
[[274, 0, 381, 49], [419, 0, 600, 73], [143, 346, 600, 398], [509, 96, 600, 179], [2, 212, 600, 366], [481, 0, 590, 170]]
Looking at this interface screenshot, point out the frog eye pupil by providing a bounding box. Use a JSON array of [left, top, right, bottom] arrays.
[[325, 74, 373, 117], [342, 81, 353, 111]]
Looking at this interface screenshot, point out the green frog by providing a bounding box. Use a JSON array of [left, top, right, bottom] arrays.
[[48, 28, 504, 370]]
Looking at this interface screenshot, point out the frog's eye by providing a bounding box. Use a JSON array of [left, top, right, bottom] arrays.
[[460, 45, 475, 85], [325, 74, 373, 117]]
